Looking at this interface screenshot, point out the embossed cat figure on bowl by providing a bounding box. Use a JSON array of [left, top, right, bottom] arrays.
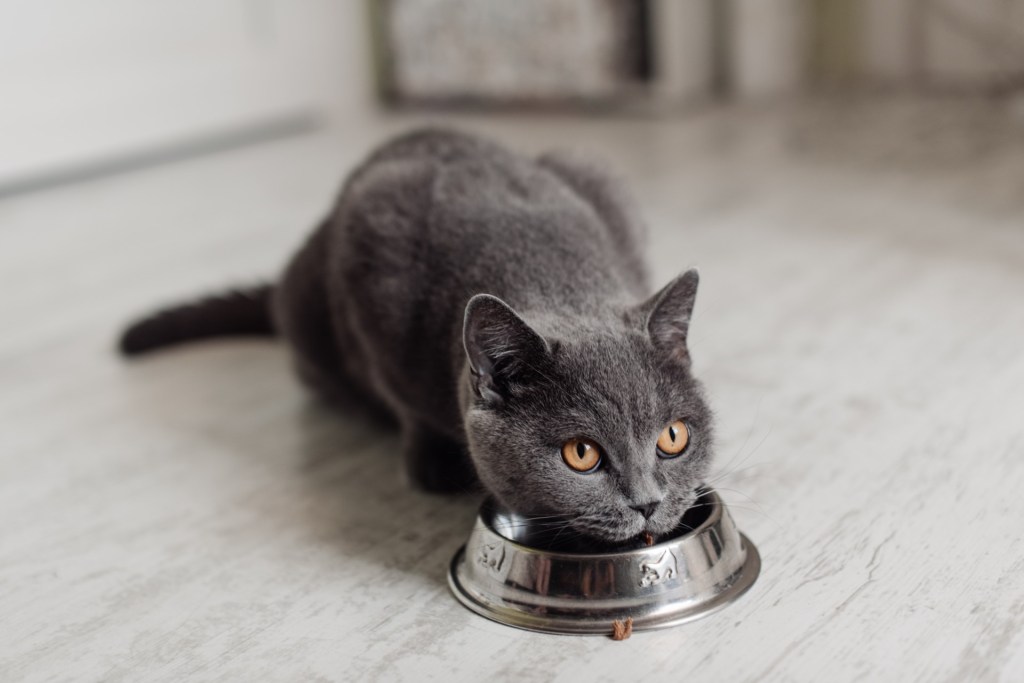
[[120, 128, 714, 545]]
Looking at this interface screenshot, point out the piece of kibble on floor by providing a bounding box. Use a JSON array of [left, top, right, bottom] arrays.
[[611, 618, 634, 641]]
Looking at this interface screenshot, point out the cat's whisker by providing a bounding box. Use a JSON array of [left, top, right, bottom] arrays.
[[500, 519, 579, 530], [508, 513, 573, 522], [705, 480, 780, 527], [497, 512, 584, 530], [714, 394, 772, 464], [710, 440, 770, 485], [711, 485, 765, 505], [705, 422, 774, 488], [698, 395, 765, 487], [688, 493, 783, 530], [549, 519, 579, 546], [732, 395, 764, 466], [672, 520, 696, 534], [703, 462, 770, 485]]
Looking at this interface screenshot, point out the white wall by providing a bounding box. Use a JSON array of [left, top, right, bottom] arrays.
[[0, 0, 372, 189]]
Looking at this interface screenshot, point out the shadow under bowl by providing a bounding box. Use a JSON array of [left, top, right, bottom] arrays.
[[447, 488, 760, 635]]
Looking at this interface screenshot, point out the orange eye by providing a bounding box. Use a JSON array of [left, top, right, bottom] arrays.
[[561, 438, 602, 473], [656, 420, 689, 457]]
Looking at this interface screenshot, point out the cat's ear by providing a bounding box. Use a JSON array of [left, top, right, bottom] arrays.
[[463, 294, 550, 405], [639, 269, 700, 365]]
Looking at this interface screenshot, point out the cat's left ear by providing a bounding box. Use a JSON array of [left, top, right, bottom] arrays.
[[463, 294, 551, 405], [638, 269, 700, 365]]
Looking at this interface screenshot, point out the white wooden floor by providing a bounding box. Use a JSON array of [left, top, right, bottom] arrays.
[[3, 100, 1024, 682]]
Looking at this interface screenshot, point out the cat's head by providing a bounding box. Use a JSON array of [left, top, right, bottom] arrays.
[[461, 269, 714, 545]]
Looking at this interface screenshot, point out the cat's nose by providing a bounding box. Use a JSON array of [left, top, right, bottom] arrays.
[[630, 501, 661, 520]]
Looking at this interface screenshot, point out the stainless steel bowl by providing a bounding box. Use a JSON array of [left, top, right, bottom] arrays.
[[447, 489, 760, 635]]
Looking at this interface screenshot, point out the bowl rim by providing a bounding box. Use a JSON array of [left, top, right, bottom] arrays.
[[478, 488, 724, 560]]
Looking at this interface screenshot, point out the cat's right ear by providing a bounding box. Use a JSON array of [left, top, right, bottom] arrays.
[[463, 294, 550, 406], [638, 268, 700, 366]]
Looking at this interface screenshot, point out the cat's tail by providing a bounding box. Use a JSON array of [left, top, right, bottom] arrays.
[[118, 284, 276, 356]]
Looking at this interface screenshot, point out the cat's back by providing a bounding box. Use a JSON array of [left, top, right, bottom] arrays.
[[359, 127, 511, 167], [334, 128, 641, 310], [316, 128, 648, 431]]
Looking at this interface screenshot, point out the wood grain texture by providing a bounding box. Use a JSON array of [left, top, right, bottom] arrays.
[[2, 101, 1023, 682]]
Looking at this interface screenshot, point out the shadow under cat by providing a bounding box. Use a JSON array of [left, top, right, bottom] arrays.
[[292, 398, 481, 587], [117, 341, 481, 589]]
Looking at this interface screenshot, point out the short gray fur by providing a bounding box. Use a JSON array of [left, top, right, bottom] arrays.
[[129, 128, 715, 543]]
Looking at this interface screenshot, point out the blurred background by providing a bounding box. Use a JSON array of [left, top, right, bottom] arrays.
[[3, 0, 1024, 191]]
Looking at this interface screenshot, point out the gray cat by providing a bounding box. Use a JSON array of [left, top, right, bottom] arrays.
[[121, 128, 714, 544]]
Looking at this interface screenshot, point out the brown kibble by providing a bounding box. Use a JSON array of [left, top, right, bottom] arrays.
[[611, 617, 634, 641], [641, 531, 654, 547]]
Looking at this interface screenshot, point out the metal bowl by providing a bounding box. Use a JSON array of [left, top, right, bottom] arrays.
[[447, 488, 760, 635]]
